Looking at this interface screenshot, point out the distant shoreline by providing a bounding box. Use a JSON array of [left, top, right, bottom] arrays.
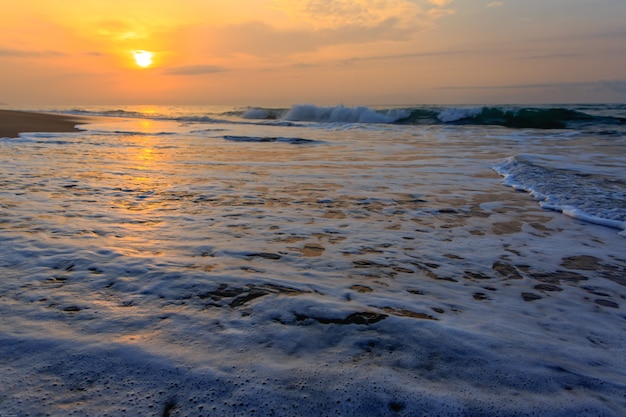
[[0, 109, 92, 138]]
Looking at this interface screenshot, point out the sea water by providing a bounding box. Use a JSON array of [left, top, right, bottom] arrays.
[[1, 104, 625, 416]]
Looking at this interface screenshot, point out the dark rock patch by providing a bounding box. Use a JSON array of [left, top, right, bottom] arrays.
[[383, 307, 438, 320], [198, 283, 308, 308], [595, 299, 619, 309], [581, 286, 611, 297], [410, 262, 457, 282], [247, 252, 282, 260], [350, 285, 373, 293], [560, 255, 626, 286], [531, 270, 587, 285], [353, 260, 386, 268], [295, 311, 388, 325], [529, 222, 552, 232], [464, 271, 492, 280], [389, 402, 405, 412], [561, 255, 602, 270], [229, 289, 271, 308], [263, 283, 308, 296], [162, 399, 177, 417], [534, 284, 563, 292], [301, 243, 325, 257], [46, 276, 68, 283], [522, 292, 542, 302], [493, 261, 523, 280], [391, 266, 414, 274], [601, 269, 626, 287], [198, 285, 244, 300]]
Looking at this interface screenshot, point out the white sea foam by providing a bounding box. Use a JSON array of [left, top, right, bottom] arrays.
[[242, 107, 270, 119], [546, 204, 626, 231], [493, 154, 626, 235], [1, 106, 625, 416], [437, 106, 483, 123]]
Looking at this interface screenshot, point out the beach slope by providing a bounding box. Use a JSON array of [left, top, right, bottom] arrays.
[[0, 110, 89, 138]]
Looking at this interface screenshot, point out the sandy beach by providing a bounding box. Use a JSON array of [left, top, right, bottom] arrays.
[[0, 109, 91, 138]]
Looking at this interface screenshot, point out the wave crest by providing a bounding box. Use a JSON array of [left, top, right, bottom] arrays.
[[283, 104, 410, 124]]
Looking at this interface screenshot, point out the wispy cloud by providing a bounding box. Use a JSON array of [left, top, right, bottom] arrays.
[[486, 2, 504, 8], [210, 18, 415, 57], [339, 48, 472, 63], [272, 0, 455, 31], [164, 65, 227, 76], [437, 82, 582, 90], [429, 0, 453, 6], [287, 48, 472, 70], [520, 53, 581, 60], [437, 80, 626, 93], [0, 48, 65, 58]]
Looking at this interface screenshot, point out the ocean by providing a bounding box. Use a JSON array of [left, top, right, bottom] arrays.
[[1, 103, 625, 416]]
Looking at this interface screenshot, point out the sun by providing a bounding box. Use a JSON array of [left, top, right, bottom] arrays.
[[133, 50, 154, 68]]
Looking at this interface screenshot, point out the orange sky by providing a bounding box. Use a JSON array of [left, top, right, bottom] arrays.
[[2, 0, 625, 105]]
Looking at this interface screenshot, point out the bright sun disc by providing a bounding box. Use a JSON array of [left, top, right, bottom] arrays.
[[133, 50, 153, 68]]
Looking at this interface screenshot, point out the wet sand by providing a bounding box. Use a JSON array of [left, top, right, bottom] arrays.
[[0, 110, 91, 138]]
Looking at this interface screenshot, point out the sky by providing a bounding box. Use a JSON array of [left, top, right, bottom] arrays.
[[1, 0, 625, 106]]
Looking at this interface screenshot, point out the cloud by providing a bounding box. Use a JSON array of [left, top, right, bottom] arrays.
[[436, 82, 579, 90], [338, 48, 472, 64], [189, 1, 456, 59], [210, 16, 425, 58], [437, 80, 626, 93], [486, 1, 504, 7], [0, 48, 65, 58], [287, 47, 470, 70], [520, 53, 581, 60], [164, 65, 227, 75], [272, 0, 454, 30]]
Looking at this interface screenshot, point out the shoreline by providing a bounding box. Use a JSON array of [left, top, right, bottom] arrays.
[[0, 109, 93, 138]]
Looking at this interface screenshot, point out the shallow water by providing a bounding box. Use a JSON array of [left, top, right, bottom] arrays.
[[1, 107, 625, 416]]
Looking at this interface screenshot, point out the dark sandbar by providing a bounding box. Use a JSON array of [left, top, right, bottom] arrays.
[[0, 110, 91, 138]]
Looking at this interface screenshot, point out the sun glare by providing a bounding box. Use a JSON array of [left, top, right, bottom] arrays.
[[133, 50, 154, 68]]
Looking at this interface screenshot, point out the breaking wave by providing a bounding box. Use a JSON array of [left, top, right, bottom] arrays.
[[235, 104, 626, 129], [59, 104, 626, 130], [493, 155, 626, 234]]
